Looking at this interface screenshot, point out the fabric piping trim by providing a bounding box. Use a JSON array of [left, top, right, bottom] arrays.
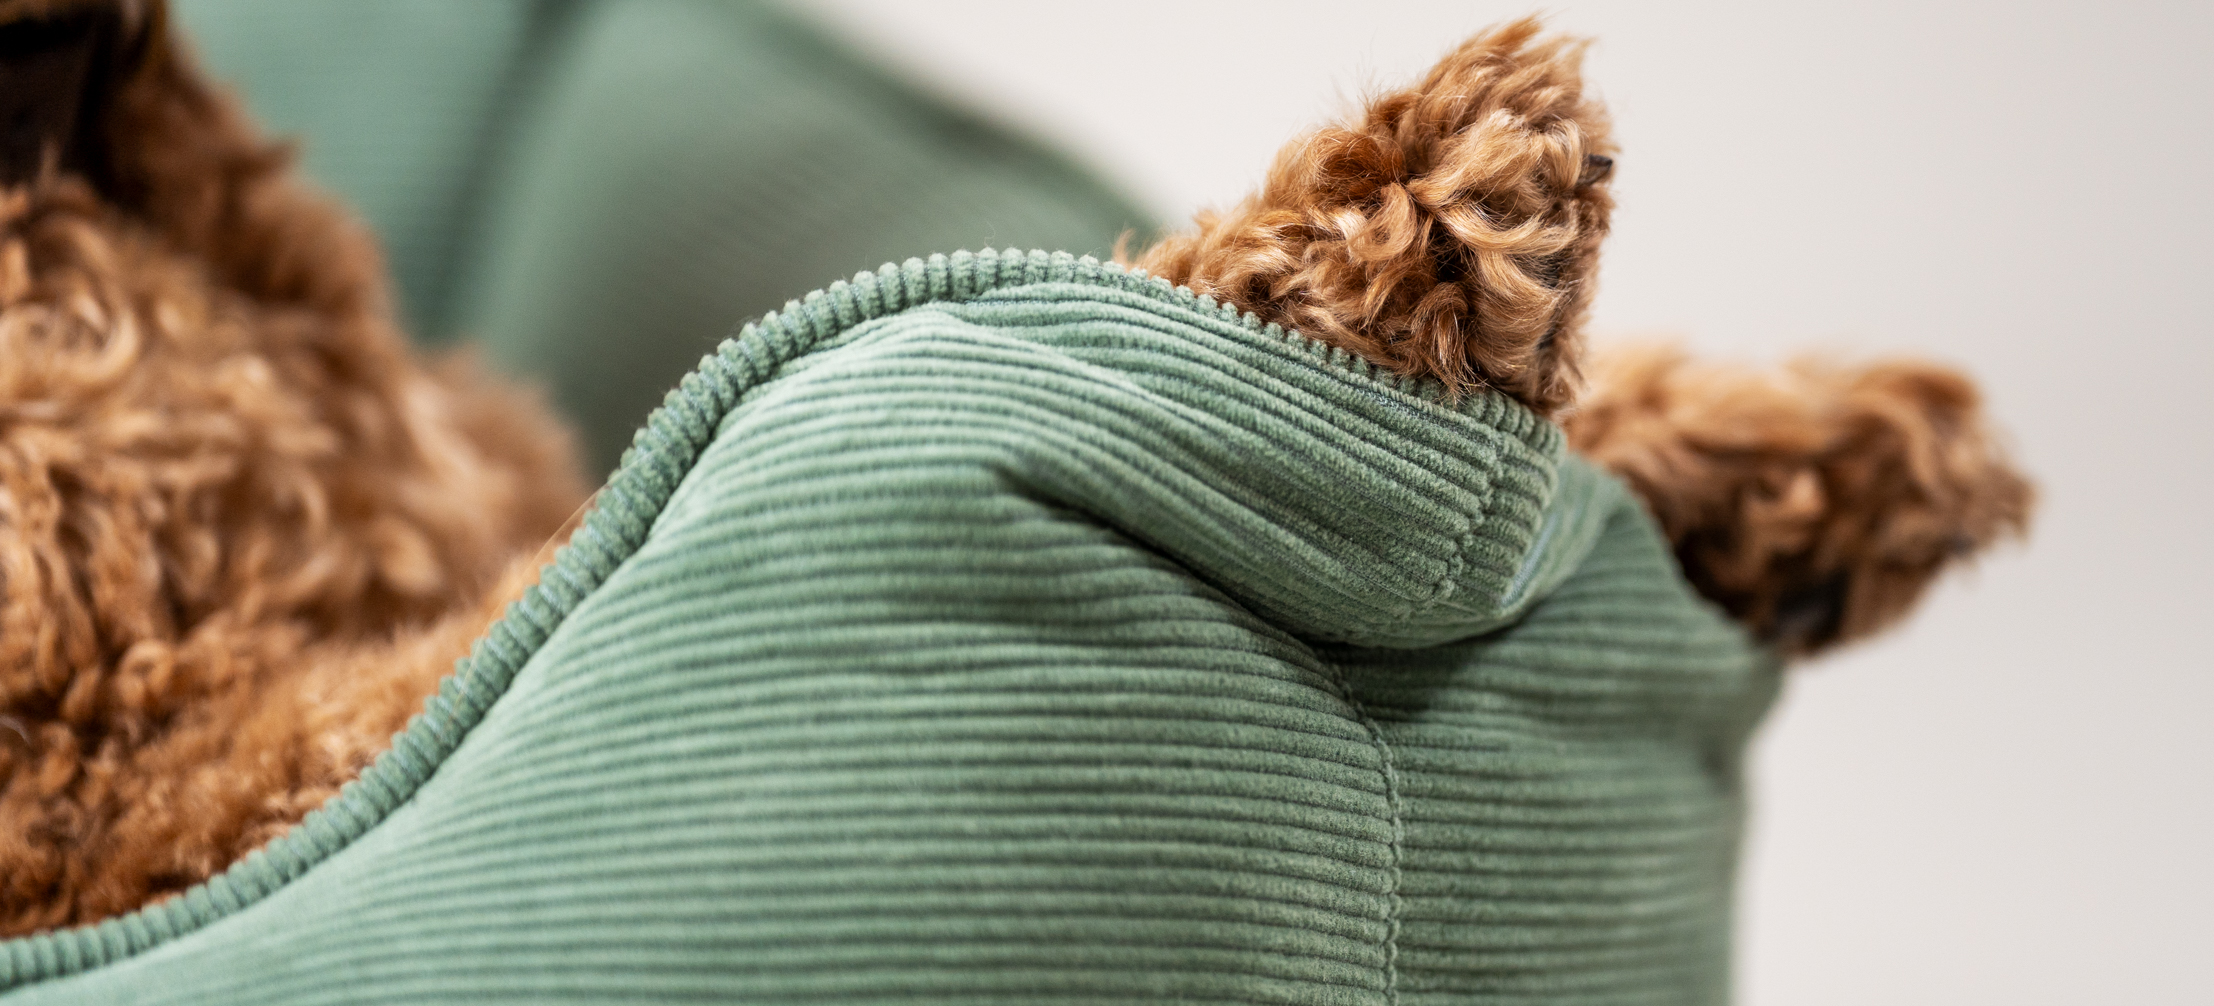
[[0, 248, 1529, 988]]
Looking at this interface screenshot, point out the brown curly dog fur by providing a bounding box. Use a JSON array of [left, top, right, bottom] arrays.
[[0, 0, 587, 936], [1134, 16, 2031, 658], [1568, 345, 2033, 655], [2, 5, 2032, 937], [1134, 18, 1615, 413]]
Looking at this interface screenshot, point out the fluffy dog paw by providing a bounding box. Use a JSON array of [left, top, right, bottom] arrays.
[[1132, 17, 1612, 414], [1566, 344, 2035, 656]]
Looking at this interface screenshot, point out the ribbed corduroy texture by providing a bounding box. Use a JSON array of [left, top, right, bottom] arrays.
[[0, 251, 1776, 1004]]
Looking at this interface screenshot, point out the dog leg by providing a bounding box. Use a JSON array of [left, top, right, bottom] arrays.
[[1564, 344, 2034, 656]]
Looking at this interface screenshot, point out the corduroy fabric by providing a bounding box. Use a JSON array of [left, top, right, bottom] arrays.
[[0, 251, 1776, 1004]]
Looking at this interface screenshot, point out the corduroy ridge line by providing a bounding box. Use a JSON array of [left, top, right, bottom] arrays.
[[0, 248, 1502, 988]]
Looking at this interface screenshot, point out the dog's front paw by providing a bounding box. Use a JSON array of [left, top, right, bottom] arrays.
[[1566, 343, 2034, 656]]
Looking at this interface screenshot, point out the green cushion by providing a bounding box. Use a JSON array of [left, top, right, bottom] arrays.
[[0, 252, 1777, 1004], [175, 0, 1153, 475]]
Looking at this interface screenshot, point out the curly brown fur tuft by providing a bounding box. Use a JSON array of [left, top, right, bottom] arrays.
[[0, 0, 586, 935], [0, 4, 2037, 938], [1565, 345, 2034, 657], [1134, 15, 2031, 656], [1132, 17, 1614, 414]]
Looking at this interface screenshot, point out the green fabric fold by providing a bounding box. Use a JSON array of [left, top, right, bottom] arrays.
[[1, 252, 1775, 1005]]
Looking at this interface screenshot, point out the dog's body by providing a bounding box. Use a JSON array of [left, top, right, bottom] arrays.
[[0, 5, 2026, 936], [0, 0, 587, 935]]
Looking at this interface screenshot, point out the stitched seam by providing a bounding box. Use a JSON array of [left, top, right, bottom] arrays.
[[1367, 522, 1478, 634], [1, 250, 1496, 988], [1327, 665, 1406, 1006]]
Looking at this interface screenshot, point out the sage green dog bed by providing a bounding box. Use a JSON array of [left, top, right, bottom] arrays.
[[0, 251, 1777, 1004], [175, 0, 1152, 475]]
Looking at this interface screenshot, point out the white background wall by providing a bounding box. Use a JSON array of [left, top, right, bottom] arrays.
[[784, 2, 2214, 1002]]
